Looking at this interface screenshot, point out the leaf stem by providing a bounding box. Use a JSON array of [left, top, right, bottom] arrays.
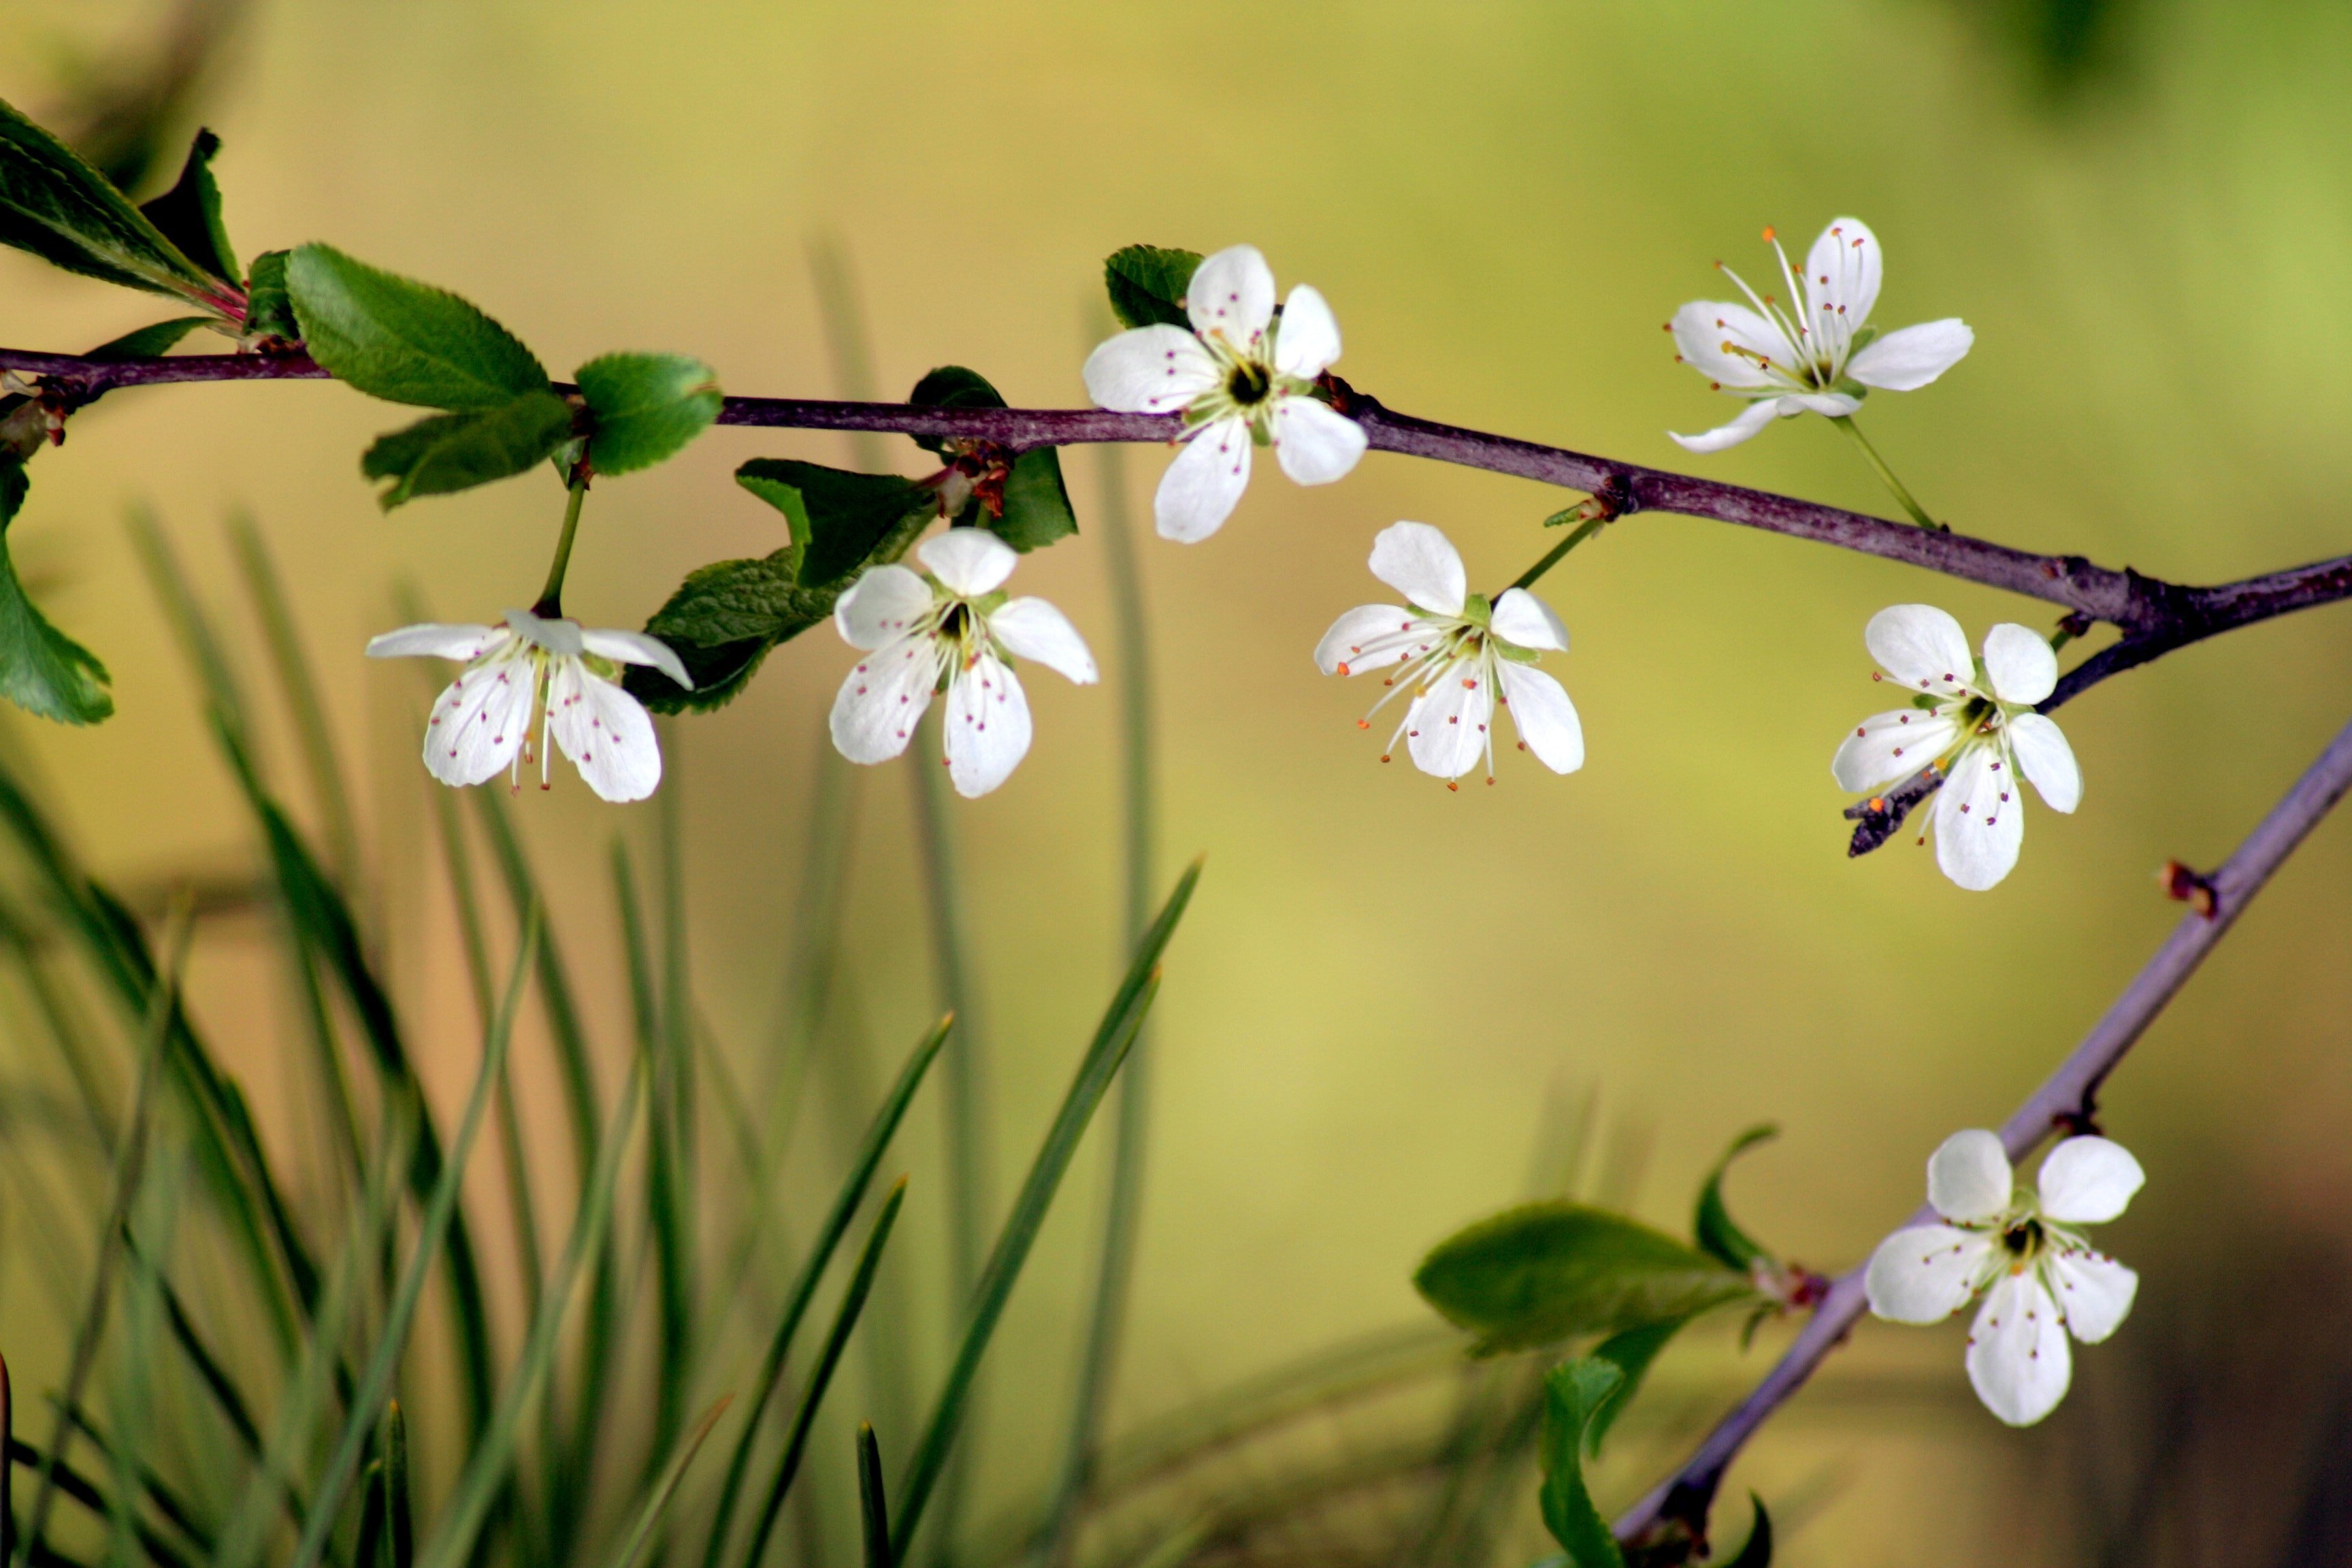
[[1828, 416, 1941, 531], [1509, 508, 1614, 593], [533, 476, 589, 618]]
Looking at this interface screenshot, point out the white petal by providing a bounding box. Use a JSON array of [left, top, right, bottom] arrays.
[[2008, 713, 2081, 814], [1805, 217, 1882, 338], [1270, 395, 1367, 486], [1831, 706, 1961, 794], [1367, 522, 1466, 619], [1927, 1129, 2014, 1222], [1668, 398, 1781, 453], [1082, 325, 1220, 414], [421, 652, 535, 788], [1966, 1271, 2072, 1426], [579, 628, 693, 690], [987, 598, 1096, 684], [1933, 743, 2025, 892], [829, 636, 939, 764], [943, 652, 1032, 798], [1865, 1224, 1997, 1324], [1982, 623, 2058, 706], [1273, 284, 1342, 380], [1402, 659, 1494, 780], [1489, 589, 1567, 652], [1495, 660, 1583, 774], [1847, 319, 1974, 391], [1669, 301, 1793, 391], [367, 623, 501, 662], [1788, 391, 1862, 417], [2035, 1137, 2144, 1225], [1313, 604, 1430, 676], [2045, 1248, 2137, 1344], [918, 528, 1018, 596], [546, 659, 662, 802], [1186, 244, 1277, 352], [834, 565, 936, 651], [506, 607, 583, 657], [1865, 604, 1975, 693], [1154, 419, 1252, 542]]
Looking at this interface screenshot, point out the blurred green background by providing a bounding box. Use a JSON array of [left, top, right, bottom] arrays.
[[5, 0, 2352, 1561]]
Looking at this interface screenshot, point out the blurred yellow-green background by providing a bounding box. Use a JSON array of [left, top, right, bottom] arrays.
[[5, 0, 2352, 1561]]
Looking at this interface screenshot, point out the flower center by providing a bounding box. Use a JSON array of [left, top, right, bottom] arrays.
[[1225, 359, 1272, 406], [1999, 1216, 2044, 1261]]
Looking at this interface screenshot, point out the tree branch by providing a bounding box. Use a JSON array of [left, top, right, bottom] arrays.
[[1616, 706, 2352, 1552]]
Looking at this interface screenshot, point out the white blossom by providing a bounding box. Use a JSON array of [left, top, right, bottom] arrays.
[[1833, 604, 2082, 892], [1315, 522, 1583, 787], [367, 607, 691, 803], [829, 528, 1096, 798], [1867, 1129, 2144, 1426], [1083, 244, 1367, 543], [1669, 216, 1972, 453]]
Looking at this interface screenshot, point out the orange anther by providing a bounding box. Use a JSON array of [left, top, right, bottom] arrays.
[[1761, 225, 1776, 242]]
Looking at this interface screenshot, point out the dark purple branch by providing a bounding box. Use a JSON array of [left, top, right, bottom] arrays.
[[1616, 707, 2352, 1552]]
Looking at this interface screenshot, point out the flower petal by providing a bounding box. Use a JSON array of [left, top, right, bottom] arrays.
[[367, 622, 501, 662], [1496, 659, 1583, 774], [1831, 706, 1961, 794], [1270, 395, 1367, 486], [1865, 604, 1975, 693], [1402, 658, 1494, 780], [1927, 1129, 2014, 1223], [1865, 1224, 1997, 1324], [1668, 398, 1782, 453], [1933, 743, 2025, 891], [1082, 325, 1220, 414], [579, 628, 693, 690], [547, 660, 663, 802], [2008, 713, 2081, 813], [987, 598, 1096, 684], [1787, 391, 1862, 417], [829, 637, 938, 764], [1490, 589, 1567, 652], [1154, 419, 1252, 542], [1847, 319, 1974, 392], [1367, 522, 1467, 618], [919, 528, 1018, 596], [834, 564, 935, 651], [1669, 301, 1792, 390], [1966, 1271, 2072, 1426], [1982, 623, 2058, 705], [943, 651, 1031, 798], [506, 607, 583, 657], [1313, 604, 1431, 676], [422, 653, 535, 787], [2046, 1247, 2137, 1344], [1805, 217, 1882, 339], [1186, 244, 1277, 352], [1273, 283, 1342, 380], [2036, 1137, 2144, 1225]]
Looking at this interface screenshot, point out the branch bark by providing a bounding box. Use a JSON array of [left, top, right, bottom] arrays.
[[1615, 706, 2352, 1550]]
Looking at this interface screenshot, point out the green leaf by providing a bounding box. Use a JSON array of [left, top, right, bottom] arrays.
[[1583, 1318, 1686, 1458], [1719, 1495, 1771, 1568], [359, 390, 576, 510], [574, 352, 721, 476], [137, 128, 240, 286], [734, 457, 935, 589], [902, 368, 1076, 552], [242, 250, 297, 342], [0, 94, 226, 304], [87, 317, 213, 361], [1414, 1201, 1754, 1354], [903, 365, 1005, 457], [623, 553, 825, 714], [0, 460, 114, 723], [856, 1425, 893, 1568], [1103, 245, 1204, 331], [1538, 1358, 1627, 1568], [287, 243, 549, 410], [1693, 1124, 1780, 1274]]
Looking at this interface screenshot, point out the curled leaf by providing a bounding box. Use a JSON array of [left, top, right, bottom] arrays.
[[1694, 1124, 1780, 1274]]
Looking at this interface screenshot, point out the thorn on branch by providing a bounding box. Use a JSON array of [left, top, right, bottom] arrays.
[[1844, 766, 1943, 857], [2158, 858, 2220, 918]]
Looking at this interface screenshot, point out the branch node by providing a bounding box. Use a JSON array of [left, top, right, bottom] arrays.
[[2053, 1104, 2104, 1139], [1844, 765, 1943, 857], [2157, 858, 2220, 919]]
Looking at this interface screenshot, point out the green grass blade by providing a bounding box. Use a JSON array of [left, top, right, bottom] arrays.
[[855, 1426, 892, 1568], [353, 1463, 385, 1568], [704, 1017, 949, 1568], [655, 738, 700, 1467], [3, 1439, 190, 1568], [602, 1396, 731, 1568], [891, 862, 1202, 1562], [226, 511, 359, 883], [740, 1179, 909, 1568]]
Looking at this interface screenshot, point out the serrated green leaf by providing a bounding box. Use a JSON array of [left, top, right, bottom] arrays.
[[242, 250, 297, 342], [1414, 1202, 1754, 1354], [137, 128, 239, 286], [87, 317, 213, 361], [0, 459, 113, 723], [1583, 1317, 1686, 1458], [1103, 245, 1203, 331], [360, 391, 575, 510], [622, 553, 826, 715], [734, 458, 935, 589], [287, 243, 549, 410], [574, 352, 721, 476], [1538, 1358, 1626, 1568], [1694, 1124, 1780, 1274], [0, 94, 227, 305], [902, 368, 1076, 552]]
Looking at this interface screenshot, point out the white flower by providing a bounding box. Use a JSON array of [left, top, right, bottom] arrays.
[[1668, 216, 1973, 453], [1832, 605, 2082, 892], [828, 529, 1097, 798], [1867, 1129, 2143, 1427], [1083, 244, 1368, 543], [1314, 521, 1584, 787], [366, 607, 691, 803]]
